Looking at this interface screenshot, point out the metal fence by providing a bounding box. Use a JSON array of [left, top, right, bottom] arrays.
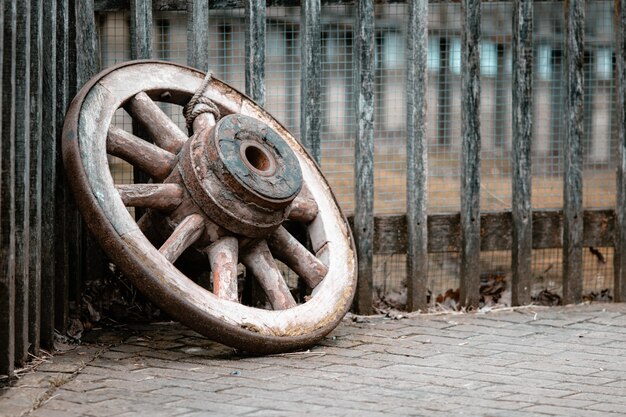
[[2, 0, 626, 377]]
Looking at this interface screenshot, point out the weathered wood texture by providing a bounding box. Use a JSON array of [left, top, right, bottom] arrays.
[[107, 126, 178, 180], [28, 0, 43, 356], [511, 0, 533, 306], [348, 210, 615, 255], [125, 92, 187, 153], [354, 0, 375, 315], [40, 0, 57, 350], [300, 0, 321, 163], [244, 0, 265, 106], [14, 0, 32, 366], [129, 0, 154, 218], [267, 226, 327, 289], [406, 0, 429, 312], [76, 1, 99, 87], [563, 0, 584, 304], [207, 236, 239, 302], [131, 0, 153, 59], [55, 0, 70, 333], [241, 240, 297, 310], [616, 0, 626, 302], [187, 0, 209, 70], [76, 0, 104, 298], [1, 0, 17, 378], [460, 0, 481, 308]]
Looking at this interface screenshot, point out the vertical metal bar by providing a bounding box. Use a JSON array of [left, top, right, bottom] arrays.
[[300, 0, 321, 163], [406, 0, 428, 312], [244, 0, 265, 106], [616, 0, 626, 302], [28, 0, 43, 356], [511, 0, 533, 306], [14, 0, 31, 366], [459, 0, 481, 308], [54, 0, 70, 333], [0, 0, 16, 378], [354, 0, 375, 315], [130, 0, 153, 60], [187, 0, 209, 71], [40, 0, 57, 350], [563, 0, 584, 304]]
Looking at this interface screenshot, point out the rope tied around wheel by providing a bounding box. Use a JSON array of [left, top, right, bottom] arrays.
[[183, 71, 221, 134]]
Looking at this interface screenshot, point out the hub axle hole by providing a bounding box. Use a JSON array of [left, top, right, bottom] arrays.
[[245, 145, 271, 172]]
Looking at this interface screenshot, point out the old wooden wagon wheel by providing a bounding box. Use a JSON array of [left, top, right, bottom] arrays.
[[62, 60, 357, 353]]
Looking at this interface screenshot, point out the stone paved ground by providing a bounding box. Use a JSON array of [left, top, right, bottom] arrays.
[[2, 303, 626, 417]]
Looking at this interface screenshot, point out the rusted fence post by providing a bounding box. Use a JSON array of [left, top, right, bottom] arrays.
[[511, 0, 533, 306], [300, 0, 321, 164], [563, 0, 584, 304], [245, 0, 265, 106], [406, 0, 429, 312], [354, 0, 375, 314], [616, 0, 626, 302], [460, 0, 482, 308]]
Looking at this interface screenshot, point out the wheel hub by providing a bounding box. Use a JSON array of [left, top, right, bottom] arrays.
[[181, 114, 303, 237]]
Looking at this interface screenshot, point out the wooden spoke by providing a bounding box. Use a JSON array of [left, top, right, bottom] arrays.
[[107, 126, 177, 181], [267, 226, 328, 289], [116, 183, 184, 212], [241, 240, 297, 310], [124, 91, 187, 154], [287, 185, 319, 223], [192, 111, 217, 134], [158, 213, 205, 263], [206, 237, 239, 302]]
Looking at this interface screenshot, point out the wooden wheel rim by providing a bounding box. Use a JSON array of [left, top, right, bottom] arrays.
[[62, 60, 357, 353]]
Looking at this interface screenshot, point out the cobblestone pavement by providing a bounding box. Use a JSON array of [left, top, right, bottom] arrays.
[[2, 303, 626, 417]]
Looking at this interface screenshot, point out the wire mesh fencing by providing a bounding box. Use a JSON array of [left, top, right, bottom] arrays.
[[95, 0, 618, 309]]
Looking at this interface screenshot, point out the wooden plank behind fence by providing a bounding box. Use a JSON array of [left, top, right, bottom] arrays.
[[354, 0, 375, 315], [29, 0, 43, 356], [54, 0, 71, 333], [187, 0, 209, 71], [616, 0, 626, 302], [1, 0, 17, 378], [406, 0, 429, 312], [563, 0, 584, 304], [244, 0, 265, 105], [511, 0, 533, 306], [460, 0, 482, 308], [300, 0, 321, 163], [353, 209, 614, 256], [40, 0, 58, 350], [14, 0, 32, 366]]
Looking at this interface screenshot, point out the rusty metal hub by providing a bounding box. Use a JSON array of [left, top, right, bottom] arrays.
[[182, 114, 302, 237]]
